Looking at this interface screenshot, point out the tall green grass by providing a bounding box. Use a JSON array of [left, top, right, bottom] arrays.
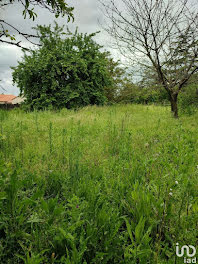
[[0, 104, 197, 263]]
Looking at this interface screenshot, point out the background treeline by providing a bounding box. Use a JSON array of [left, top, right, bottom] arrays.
[[105, 66, 198, 114]]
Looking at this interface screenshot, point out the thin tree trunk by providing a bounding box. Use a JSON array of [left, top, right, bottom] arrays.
[[170, 94, 178, 118]]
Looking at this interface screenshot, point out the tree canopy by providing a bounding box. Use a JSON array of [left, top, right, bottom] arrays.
[[12, 24, 117, 110]]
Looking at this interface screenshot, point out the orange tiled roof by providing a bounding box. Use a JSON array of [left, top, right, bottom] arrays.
[[0, 94, 17, 103]]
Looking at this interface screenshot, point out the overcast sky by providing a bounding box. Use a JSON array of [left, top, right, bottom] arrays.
[[0, 0, 119, 95]]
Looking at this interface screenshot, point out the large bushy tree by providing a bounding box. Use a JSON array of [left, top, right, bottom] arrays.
[[12, 24, 115, 109]]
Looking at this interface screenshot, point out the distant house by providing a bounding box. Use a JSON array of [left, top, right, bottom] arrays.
[[12, 96, 26, 105], [0, 94, 17, 104], [0, 94, 26, 109]]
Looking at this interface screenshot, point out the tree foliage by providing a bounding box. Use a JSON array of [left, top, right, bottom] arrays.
[[103, 58, 130, 103], [12, 24, 117, 110]]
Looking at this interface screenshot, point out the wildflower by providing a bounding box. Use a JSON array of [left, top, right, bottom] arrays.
[[175, 180, 178, 185], [144, 143, 149, 148], [169, 192, 173, 196], [170, 188, 172, 191], [76, 205, 79, 208]]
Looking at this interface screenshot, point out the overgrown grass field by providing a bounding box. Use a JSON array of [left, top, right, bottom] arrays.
[[0, 104, 198, 263]]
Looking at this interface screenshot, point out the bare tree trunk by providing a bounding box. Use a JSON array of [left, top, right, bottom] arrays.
[[170, 94, 178, 118]]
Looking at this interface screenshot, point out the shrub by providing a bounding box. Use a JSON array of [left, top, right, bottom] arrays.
[[12, 23, 115, 110], [178, 84, 198, 115]]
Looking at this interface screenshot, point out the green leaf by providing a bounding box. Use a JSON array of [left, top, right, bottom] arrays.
[[135, 217, 145, 244]]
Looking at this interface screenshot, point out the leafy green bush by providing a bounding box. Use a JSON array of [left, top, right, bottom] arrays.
[[116, 83, 169, 104], [12, 24, 115, 110], [178, 84, 198, 115]]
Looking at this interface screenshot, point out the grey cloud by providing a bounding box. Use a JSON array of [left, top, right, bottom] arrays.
[[0, 44, 22, 94], [0, 69, 19, 95], [0, 44, 23, 68]]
